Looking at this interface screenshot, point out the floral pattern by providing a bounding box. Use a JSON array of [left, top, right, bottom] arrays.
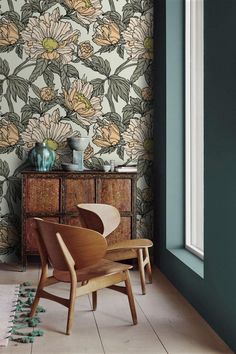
[[123, 13, 153, 60], [21, 109, 79, 158], [0, 0, 153, 263], [123, 115, 153, 160], [64, 79, 103, 127], [21, 8, 80, 63], [64, 0, 103, 25], [0, 20, 19, 46], [93, 19, 121, 46]]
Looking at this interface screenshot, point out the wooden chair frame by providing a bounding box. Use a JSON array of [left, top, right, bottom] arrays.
[[77, 203, 153, 295], [30, 218, 137, 335]]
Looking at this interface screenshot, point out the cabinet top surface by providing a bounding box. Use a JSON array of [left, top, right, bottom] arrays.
[[21, 169, 137, 177]]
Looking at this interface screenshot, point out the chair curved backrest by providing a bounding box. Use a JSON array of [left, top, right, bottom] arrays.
[[77, 203, 121, 237], [35, 218, 107, 271]]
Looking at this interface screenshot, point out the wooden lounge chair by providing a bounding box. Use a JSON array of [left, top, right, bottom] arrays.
[[30, 218, 137, 334], [77, 203, 153, 295]]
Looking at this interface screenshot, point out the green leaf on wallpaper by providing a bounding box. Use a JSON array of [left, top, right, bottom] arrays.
[[109, 75, 130, 103], [15, 146, 24, 161], [3, 112, 20, 124], [0, 80, 3, 96], [7, 75, 29, 102], [143, 0, 154, 13], [103, 112, 121, 122], [132, 83, 142, 98], [90, 157, 105, 169], [29, 59, 48, 83], [144, 63, 153, 87], [43, 68, 54, 87], [138, 159, 150, 177], [97, 146, 117, 155], [90, 78, 105, 96], [0, 44, 15, 53], [98, 44, 117, 55], [0, 58, 10, 76], [0, 181, 4, 198], [144, 168, 153, 187], [7, 176, 21, 203], [103, 11, 122, 23], [0, 160, 10, 178], [122, 105, 133, 126], [117, 45, 124, 59], [122, 4, 135, 24], [28, 0, 42, 13], [130, 0, 143, 12], [65, 13, 89, 32], [130, 59, 150, 83], [48, 62, 60, 75], [60, 71, 70, 91], [31, 84, 41, 98], [137, 187, 143, 200], [2, 11, 21, 24], [41, 0, 58, 12], [15, 45, 23, 59], [103, 112, 126, 133], [29, 97, 41, 113], [21, 3, 33, 24], [63, 64, 79, 78], [41, 100, 57, 114], [82, 56, 111, 77], [117, 145, 125, 160], [21, 105, 33, 125]]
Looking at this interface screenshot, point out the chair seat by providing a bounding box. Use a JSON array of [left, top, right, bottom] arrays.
[[53, 259, 132, 283], [107, 238, 153, 251]]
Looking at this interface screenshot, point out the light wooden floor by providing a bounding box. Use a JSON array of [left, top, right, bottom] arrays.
[[0, 263, 232, 354]]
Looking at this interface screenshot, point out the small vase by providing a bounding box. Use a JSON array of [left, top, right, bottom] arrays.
[[29, 142, 55, 172]]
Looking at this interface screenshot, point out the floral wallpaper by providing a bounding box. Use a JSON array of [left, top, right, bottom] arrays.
[[0, 0, 153, 263]]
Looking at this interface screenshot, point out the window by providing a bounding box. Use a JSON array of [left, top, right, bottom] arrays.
[[185, 0, 204, 259]]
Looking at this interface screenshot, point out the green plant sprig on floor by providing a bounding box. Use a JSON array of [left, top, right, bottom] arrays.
[[10, 282, 46, 344]]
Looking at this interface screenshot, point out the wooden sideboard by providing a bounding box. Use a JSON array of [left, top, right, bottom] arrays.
[[21, 170, 137, 266]]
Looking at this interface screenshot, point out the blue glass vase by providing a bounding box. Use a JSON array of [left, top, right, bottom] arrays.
[[29, 142, 55, 172]]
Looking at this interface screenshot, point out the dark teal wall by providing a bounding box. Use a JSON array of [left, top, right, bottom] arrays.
[[154, 0, 236, 351]]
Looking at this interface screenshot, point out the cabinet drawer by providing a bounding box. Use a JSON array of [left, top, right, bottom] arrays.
[[64, 179, 95, 212], [25, 178, 60, 213], [106, 217, 132, 245], [99, 179, 132, 211]]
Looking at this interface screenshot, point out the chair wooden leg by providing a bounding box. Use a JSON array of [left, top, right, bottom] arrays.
[[124, 270, 137, 325], [66, 278, 77, 335], [30, 265, 48, 317], [137, 248, 146, 295], [92, 291, 97, 311], [144, 247, 152, 284], [30, 292, 40, 318]]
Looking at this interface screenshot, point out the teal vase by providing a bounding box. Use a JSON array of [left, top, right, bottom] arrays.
[[29, 142, 55, 172]]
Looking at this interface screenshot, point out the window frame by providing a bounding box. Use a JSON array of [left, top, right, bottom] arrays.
[[185, 0, 204, 260]]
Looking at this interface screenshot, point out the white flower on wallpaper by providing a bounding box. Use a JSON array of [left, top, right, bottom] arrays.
[[123, 13, 153, 60], [21, 8, 80, 63], [21, 109, 79, 155], [123, 115, 153, 161], [64, 79, 103, 126], [64, 0, 103, 25]]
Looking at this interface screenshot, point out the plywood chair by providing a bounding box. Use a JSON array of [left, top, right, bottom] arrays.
[[77, 204, 153, 295], [30, 218, 137, 335]]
